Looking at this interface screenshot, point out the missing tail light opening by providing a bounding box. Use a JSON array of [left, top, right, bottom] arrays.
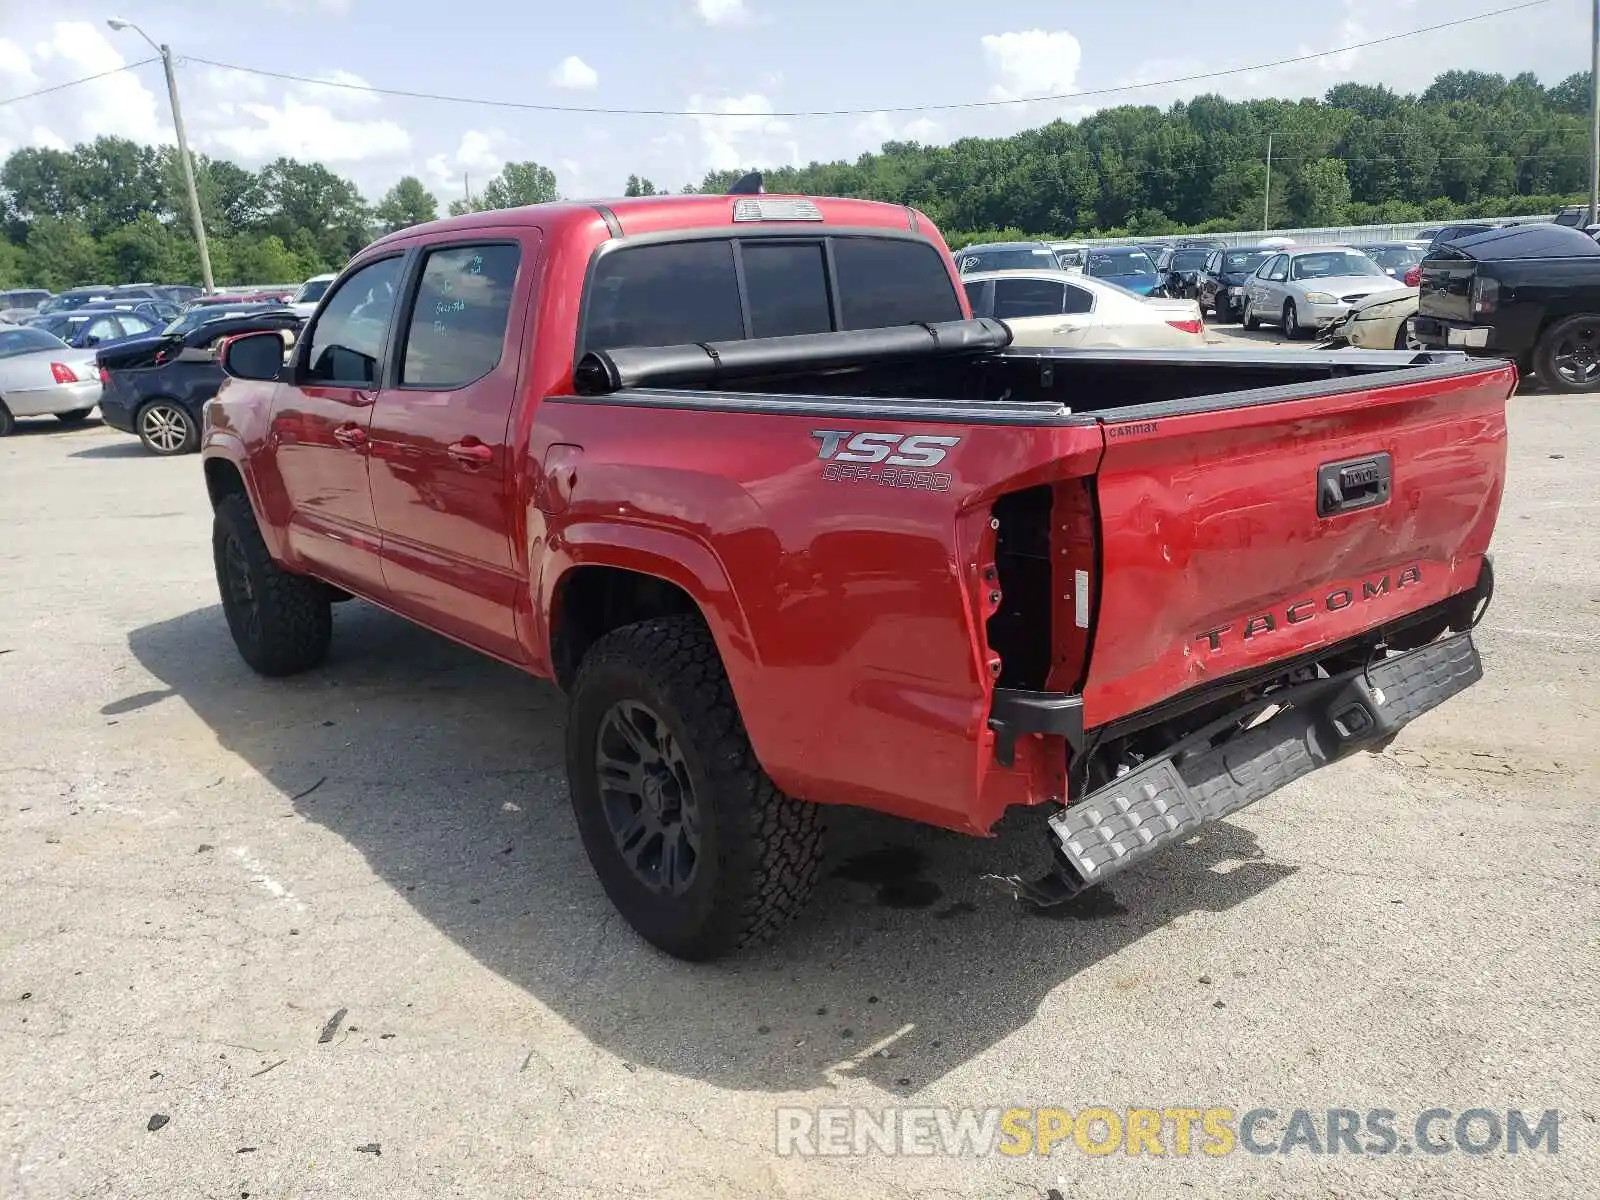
[[50, 362, 78, 384], [986, 486, 1053, 690]]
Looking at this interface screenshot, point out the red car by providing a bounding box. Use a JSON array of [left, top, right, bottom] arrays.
[[202, 191, 1510, 959]]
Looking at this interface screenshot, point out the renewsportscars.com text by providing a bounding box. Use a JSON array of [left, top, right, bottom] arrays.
[[774, 1106, 1561, 1158]]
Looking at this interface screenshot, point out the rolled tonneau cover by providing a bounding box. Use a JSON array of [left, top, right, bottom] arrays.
[[572, 317, 1013, 394]]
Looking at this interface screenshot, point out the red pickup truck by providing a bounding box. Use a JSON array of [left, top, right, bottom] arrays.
[[202, 191, 1509, 960]]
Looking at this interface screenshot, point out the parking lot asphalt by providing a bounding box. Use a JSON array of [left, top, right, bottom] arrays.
[[1, 385, 1596, 1199]]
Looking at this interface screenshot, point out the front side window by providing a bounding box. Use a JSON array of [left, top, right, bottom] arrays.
[[400, 244, 522, 387], [993, 278, 1066, 319], [303, 256, 404, 385]]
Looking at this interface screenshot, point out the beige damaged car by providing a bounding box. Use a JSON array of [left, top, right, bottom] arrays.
[[1321, 287, 1421, 350]]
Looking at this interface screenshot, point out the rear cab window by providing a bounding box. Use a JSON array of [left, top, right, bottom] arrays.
[[581, 235, 962, 354]]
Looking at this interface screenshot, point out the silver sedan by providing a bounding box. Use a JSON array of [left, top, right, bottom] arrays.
[[1241, 247, 1410, 339], [0, 326, 102, 436]]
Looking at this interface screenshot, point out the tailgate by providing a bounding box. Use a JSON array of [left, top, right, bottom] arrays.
[[1418, 258, 1476, 322], [1079, 361, 1511, 727]]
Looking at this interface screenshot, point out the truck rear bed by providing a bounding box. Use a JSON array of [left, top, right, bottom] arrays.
[[551, 321, 1510, 832]]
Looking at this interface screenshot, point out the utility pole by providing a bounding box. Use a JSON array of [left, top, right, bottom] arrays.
[[1590, 0, 1599, 225], [107, 18, 214, 293], [1263, 132, 1273, 232]]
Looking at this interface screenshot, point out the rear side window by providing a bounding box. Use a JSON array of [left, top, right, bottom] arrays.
[[742, 242, 832, 338], [585, 241, 745, 352], [400, 244, 522, 387], [1062, 284, 1095, 314], [830, 238, 962, 330], [993, 278, 1065, 319]]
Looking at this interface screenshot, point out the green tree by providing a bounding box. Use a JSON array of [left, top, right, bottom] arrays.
[[1285, 158, 1352, 225], [98, 214, 183, 283], [23, 216, 104, 289], [623, 174, 659, 197], [224, 234, 312, 285], [375, 176, 439, 232], [480, 161, 558, 209], [256, 158, 370, 264]]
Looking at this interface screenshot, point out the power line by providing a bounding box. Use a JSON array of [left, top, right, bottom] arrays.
[[184, 0, 1556, 120], [0, 59, 158, 108]]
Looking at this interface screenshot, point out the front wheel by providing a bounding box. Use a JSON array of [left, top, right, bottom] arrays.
[[1283, 300, 1303, 340], [137, 399, 198, 455], [0, 401, 13, 438], [1533, 313, 1600, 393], [55, 408, 93, 424], [1242, 300, 1260, 331], [566, 615, 824, 960], [1394, 321, 1423, 351], [212, 493, 332, 676]]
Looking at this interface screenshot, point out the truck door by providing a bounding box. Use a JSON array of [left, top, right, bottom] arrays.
[[366, 234, 534, 663], [269, 253, 406, 593]]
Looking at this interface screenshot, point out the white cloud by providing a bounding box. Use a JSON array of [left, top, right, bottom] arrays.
[[205, 95, 409, 163], [293, 68, 383, 109], [854, 112, 945, 150], [548, 55, 599, 90], [27, 21, 164, 146], [981, 29, 1083, 101], [425, 129, 510, 194], [694, 0, 747, 27], [685, 92, 794, 174], [0, 38, 36, 83]]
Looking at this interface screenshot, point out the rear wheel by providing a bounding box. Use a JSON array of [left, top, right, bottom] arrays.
[[1533, 314, 1600, 393], [137, 399, 198, 455], [212, 493, 332, 676], [55, 409, 93, 424], [0, 401, 12, 438], [566, 615, 824, 960]]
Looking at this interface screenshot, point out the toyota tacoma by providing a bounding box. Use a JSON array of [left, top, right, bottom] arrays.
[[201, 188, 1510, 959]]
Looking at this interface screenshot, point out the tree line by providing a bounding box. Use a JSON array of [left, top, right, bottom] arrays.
[[0, 67, 1591, 288], [0, 142, 561, 290]]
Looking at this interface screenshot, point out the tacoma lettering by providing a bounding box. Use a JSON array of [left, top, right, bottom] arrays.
[[1196, 566, 1423, 651]]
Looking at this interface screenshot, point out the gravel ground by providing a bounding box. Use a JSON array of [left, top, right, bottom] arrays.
[[0, 384, 1595, 1199]]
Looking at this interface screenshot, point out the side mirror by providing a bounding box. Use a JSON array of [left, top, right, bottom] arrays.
[[219, 330, 288, 382]]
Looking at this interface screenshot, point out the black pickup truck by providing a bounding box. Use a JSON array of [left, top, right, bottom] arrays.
[[1411, 223, 1600, 392]]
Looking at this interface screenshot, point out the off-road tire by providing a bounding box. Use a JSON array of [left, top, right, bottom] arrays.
[[212, 492, 332, 677], [55, 408, 93, 424], [1533, 313, 1600, 393], [566, 615, 824, 960]]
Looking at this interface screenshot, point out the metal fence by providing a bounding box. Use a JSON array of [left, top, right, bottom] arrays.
[[1082, 214, 1553, 249]]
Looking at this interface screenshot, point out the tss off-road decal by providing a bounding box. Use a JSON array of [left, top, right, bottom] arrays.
[[810, 430, 960, 493]]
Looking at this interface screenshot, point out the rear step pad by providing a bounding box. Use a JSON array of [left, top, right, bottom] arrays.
[[1045, 633, 1481, 895]]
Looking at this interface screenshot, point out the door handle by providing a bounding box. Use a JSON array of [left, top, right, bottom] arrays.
[[447, 439, 494, 466], [332, 424, 366, 450]]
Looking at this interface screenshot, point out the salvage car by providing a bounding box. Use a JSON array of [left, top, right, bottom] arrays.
[[1083, 246, 1162, 295], [1197, 245, 1277, 322], [0, 325, 101, 435], [1411, 221, 1600, 390], [953, 241, 1060, 274], [97, 310, 301, 455], [1154, 246, 1211, 300], [1319, 288, 1421, 351], [1242, 247, 1409, 339], [962, 269, 1205, 348], [202, 190, 1508, 960]]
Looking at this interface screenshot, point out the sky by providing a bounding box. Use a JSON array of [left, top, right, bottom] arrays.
[[0, 0, 1589, 207]]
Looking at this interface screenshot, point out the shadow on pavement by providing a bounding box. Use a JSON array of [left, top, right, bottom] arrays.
[[69, 440, 151, 459], [128, 601, 1298, 1095]]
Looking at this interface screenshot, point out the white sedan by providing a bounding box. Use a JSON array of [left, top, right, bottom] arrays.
[[961, 269, 1206, 350]]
